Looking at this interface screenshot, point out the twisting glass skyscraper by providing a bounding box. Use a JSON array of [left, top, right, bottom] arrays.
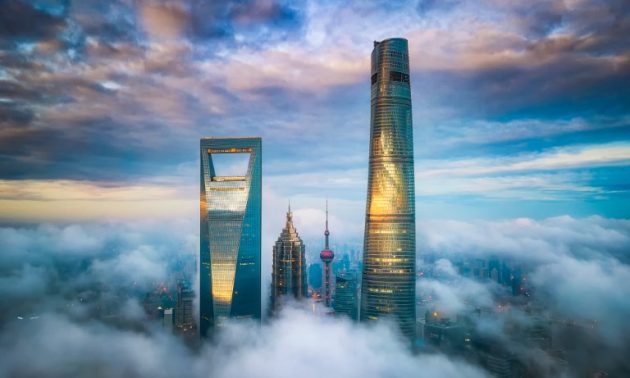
[[360, 38, 416, 340], [200, 137, 261, 337], [270, 204, 308, 314]]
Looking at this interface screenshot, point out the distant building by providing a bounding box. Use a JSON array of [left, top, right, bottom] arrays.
[[485, 352, 519, 378], [163, 308, 173, 333], [308, 263, 323, 291], [270, 205, 308, 314], [200, 137, 262, 337], [333, 271, 358, 321], [320, 202, 335, 307], [423, 311, 466, 353], [333, 253, 350, 276], [175, 282, 194, 333]]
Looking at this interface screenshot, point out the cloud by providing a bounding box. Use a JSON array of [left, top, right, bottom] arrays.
[[0, 0, 627, 210], [532, 255, 630, 345], [418, 259, 495, 315], [0, 307, 489, 378], [423, 117, 630, 150], [0, 1, 67, 43], [417, 143, 630, 178], [0, 220, 488, 378], [0, 179, 187, 201], [417, 215, 630, 375], [417, 216, 630, 342], [140, 2, 188, 40], [412, 143, 630, 201], [416, 172, 602, 200], [1, 216, 630, 376], [418, 216, 630, 263], [0, 221, 197, 322]]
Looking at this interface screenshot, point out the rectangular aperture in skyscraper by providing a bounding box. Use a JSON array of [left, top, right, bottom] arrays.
[[200, 137, 261, 337]]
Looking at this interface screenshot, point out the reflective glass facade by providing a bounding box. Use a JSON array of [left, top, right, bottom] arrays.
[[200, 137, 261, 337], [360, 38, 416, 340], [270, 208, 308, 314], [334, 271, 358, 321]]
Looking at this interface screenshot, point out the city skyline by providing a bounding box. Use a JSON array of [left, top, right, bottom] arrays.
[[0, 1, 628, 377]]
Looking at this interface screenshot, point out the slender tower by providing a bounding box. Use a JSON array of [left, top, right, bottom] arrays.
[[320, 201, 334, 307], [360, 38, 416, 341]]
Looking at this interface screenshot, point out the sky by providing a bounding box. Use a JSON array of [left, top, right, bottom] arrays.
[[0, 0, 628, 242]]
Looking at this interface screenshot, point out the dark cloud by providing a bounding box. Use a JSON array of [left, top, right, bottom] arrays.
[[0, 0, 68, 42], [189, 0, 305, 46], [407, 0, 630, 120], [0, 1, 310, 182]]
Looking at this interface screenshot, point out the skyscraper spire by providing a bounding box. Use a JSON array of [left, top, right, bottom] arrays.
[[286, 200, 294, 229], [325, 199, 330, 250]]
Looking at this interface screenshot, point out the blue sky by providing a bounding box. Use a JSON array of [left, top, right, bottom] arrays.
[[0, 0, 628, 243]]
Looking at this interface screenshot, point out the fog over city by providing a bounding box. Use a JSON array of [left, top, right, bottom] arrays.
[[1, 0, 629, 377], [1, 216, 628, 377]]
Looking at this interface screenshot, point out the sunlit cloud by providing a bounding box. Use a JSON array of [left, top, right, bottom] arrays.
[[0, 0, 628, 222], [417, 143, 630, 178]]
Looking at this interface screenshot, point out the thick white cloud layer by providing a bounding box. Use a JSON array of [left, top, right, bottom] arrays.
[[0, 307, 489, 378], [1, 216, 629, 376]]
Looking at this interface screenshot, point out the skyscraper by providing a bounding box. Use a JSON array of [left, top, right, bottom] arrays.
[[334, 271, 358, 321], [163, 308, 173, 333], [175, 281, 194, 333], [320, 202, 335, 307], [360, 38, 416, 340], [270, 204, 308, 314], [308, 263, 323, 292], [200, 137, 261, 337]]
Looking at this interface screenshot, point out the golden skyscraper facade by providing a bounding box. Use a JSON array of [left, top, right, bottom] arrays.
[[360, 38, 416, 340]]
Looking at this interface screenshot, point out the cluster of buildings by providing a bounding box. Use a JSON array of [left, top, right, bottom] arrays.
[[143, 280, 195, 339], [414, 253, 594, 377], [142, 37, 604, 376], [198, 38, 417, 340], [269, 201, 360, 320]]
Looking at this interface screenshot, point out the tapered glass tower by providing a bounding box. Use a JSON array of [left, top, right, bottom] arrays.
[[360, 38, 416, 340], [200, 137, 261, 337]]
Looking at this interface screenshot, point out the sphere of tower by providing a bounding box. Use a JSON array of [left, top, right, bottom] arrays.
[[320, 249, 334, 263]]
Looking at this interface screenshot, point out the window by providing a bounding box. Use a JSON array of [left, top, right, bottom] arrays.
[[371, 73, 378, 85], [389, 71, 409, 83]]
